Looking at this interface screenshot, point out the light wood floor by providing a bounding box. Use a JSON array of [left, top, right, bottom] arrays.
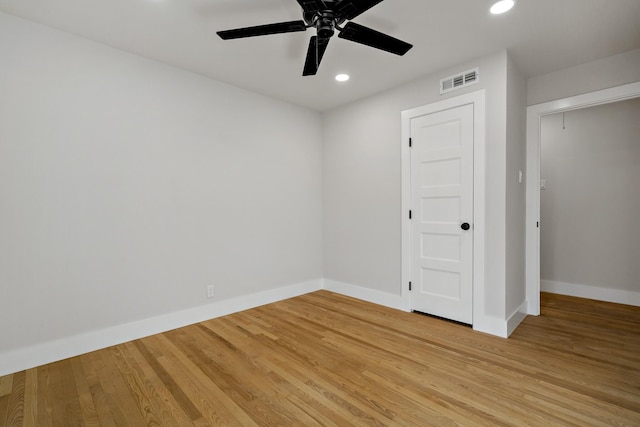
[[1, 291, 639, 426]]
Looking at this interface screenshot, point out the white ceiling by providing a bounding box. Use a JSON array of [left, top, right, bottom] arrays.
[[1, 0, 639, 111]]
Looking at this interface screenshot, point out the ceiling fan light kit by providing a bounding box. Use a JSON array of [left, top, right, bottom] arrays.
[[217, 0, 413, 76]]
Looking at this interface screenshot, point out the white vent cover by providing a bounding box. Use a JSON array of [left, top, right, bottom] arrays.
[[440, 67, 479, 94]]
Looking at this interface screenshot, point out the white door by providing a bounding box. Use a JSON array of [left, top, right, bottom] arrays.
[[410, 104, 474, 324]]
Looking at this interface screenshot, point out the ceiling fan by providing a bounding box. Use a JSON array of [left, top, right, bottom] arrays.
[[217, 0, 413, 76]]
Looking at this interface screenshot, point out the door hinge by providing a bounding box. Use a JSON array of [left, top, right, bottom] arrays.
[[537, 221, 539, 228], [409, 210, 412, 219], [409, 137, 412, 147], [409, 282, 412, 291]]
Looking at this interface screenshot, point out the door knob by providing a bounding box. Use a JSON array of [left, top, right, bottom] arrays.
[[461, 222, 470, 231]]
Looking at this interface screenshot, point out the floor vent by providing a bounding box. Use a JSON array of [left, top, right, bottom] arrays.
[[440, 67, 479, 94]]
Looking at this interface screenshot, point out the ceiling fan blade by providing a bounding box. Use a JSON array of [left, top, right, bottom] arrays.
[[338, 21, 412, 55], [217, 20, 307, 40], [335, 0, 384, 20], [296, 0, 327, 14], [303, 36, 330, 76]]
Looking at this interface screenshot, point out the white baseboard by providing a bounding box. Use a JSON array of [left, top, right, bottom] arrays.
[[507, 300, 528, 337], [472, 315, 508, 338], [322, 279, 526, 339], [541, 280, 640, 307], [2, 278, 540, 376], [472, 300, 528, 338], [0, 279, 322, 377], [322, 279, 410, 312], [473, 308, 527, 338]]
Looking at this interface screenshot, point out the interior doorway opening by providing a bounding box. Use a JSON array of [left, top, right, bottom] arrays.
[[539, 99, 640, 304], [525, 81, 640, 315]]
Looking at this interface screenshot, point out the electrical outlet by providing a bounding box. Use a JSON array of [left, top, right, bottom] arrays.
[[207, 285, 215, 298]]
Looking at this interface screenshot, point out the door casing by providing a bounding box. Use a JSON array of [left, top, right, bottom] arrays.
[[525, 81, 640, 315], [401, 89, 486, 328]]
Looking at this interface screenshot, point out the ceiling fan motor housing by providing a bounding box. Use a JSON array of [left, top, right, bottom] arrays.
[[303, 0, 347, 40], [316, 13, 338, 38]]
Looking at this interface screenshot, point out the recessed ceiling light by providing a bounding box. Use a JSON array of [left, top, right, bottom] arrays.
[[335, 74, 350, 82], [490, 0, 515, 15]]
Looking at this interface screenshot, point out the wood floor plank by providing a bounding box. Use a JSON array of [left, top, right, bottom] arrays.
[[2, 291, 639, 426], [21, 370, 37, 427], [0, 375, 12, 398], [0, 394, 9, 425], [80, 351, 119, 427], [58, 359, 84, 426], [1, 372, 23, 427], [35, 364, 55, 427], [68, 358, 100, 427]]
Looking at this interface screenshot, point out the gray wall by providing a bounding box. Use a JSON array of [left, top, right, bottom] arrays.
[[540, 98, 640, 293], [322, 51, 520, 321], [527, 49, 640, 106], [0, 13, 323, 353]]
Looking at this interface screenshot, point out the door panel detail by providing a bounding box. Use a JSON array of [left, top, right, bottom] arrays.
[[410, 104, 474, 324]]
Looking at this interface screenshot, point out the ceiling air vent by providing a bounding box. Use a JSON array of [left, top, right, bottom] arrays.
[[440, 67, 479, 94]]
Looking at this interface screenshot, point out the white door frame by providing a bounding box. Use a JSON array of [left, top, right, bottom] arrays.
[[525, 81, 640, 315], [401, 89, 485, 327]]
